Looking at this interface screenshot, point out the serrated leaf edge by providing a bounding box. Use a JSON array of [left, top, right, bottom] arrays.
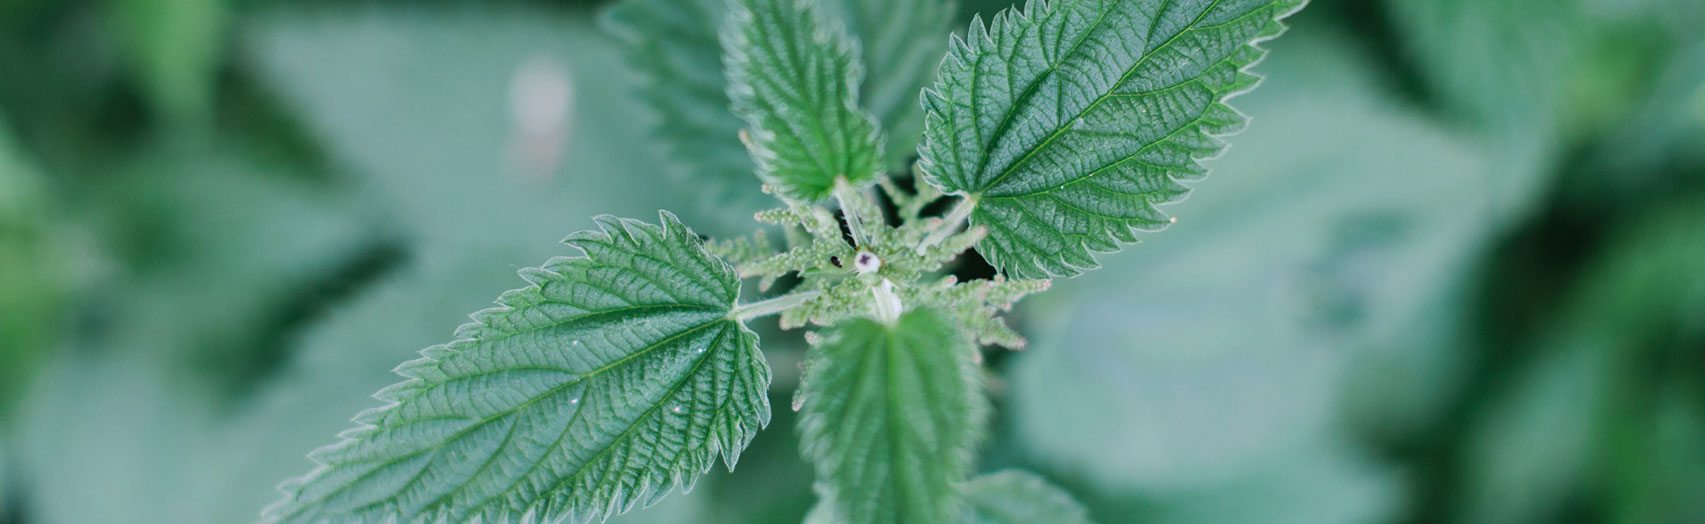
[[263, 211, 769, 524]]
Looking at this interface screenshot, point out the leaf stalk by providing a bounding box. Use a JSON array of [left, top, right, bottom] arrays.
[[915, 194, 978, 254], [732, 290, 823, 321], [834, 178, 872, 247]]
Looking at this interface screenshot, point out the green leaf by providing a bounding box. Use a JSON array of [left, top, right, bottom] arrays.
[[798, 308, 985, 524], [918, 0, 1306, 279], [961, 471, 1094, 524], [605, 0, 952, 209], [264, 212, 771, 523], [724, 0, 885, 201]]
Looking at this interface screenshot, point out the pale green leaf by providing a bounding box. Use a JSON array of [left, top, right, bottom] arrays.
[[246, 7, 688, 251], [1121, 448, 1402, 524], [0, 434, 8, 516], [264, 212, 770, 523], [918, 0, 1306, 279], [724, 0, 885, 201], [797, 308, 985, 524], [961, 471, 1094, 524], [1386, 0, 1576, 220]]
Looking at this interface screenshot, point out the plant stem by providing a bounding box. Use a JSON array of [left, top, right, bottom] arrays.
[[834, 179, 871, 247], [915, 194, 978, 254], [731, 290, 822, 321]]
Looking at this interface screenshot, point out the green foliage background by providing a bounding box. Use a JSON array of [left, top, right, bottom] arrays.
[[0, 0, 1701, 522]]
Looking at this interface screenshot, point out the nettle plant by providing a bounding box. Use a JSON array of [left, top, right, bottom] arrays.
[[262, 0, 1304, 522]]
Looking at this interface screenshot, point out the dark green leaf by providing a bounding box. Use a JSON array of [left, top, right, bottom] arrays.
[[918, 0, 1305, 278]]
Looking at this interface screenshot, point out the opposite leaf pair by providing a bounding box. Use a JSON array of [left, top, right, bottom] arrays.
[[263, 0, 1304, 522]]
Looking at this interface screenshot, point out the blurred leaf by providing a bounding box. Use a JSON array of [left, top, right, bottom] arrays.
[[244, 6, 696, 249], [724, 0, 885, 202], [108, 0, 227, 124], [0, 117, 69, 420], [1570, 42, 1705, 205], [0, 434, 9, 518], [1008, 28, 1495, 490], [266, 214, 768, 523], [962, 470, 1094, 524], [1129, 447, 1402, 524], [74, 139, 375, 388], [1386, 0, 1580, 220], [18, 352, 227, 524], [1457, 197, 1705, 524], [917, 0, 1305, 279], [1606, 388, 1705, 523], [602, 0, 763, 219], [799, 309, 984, 524], [1455, 342, 1605, 524]]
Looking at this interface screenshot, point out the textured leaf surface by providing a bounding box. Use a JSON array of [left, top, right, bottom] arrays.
[[265, 213, 770, 523], [724, 0, 884, 201], [918, 0, 1305, 278], [798, 308, 984, 524], [962, 471, 1094, 524]]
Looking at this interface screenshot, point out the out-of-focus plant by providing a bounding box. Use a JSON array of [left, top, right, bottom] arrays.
[[258, 0, 1308, 522]]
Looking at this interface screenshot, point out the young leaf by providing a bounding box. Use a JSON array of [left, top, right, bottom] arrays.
[[606, 0, 952, 205], [798, 308, 985, 524], [918, 0, 1306, 279], [264, 212, 771, 523], [724, 0, 885, 202], [962, 471, 1094, 524]]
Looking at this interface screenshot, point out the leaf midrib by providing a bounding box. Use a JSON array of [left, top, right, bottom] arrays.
[[289, 310, 729, 519], [972, 0, 1238, 194], [967, 0, 1116, 184]]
